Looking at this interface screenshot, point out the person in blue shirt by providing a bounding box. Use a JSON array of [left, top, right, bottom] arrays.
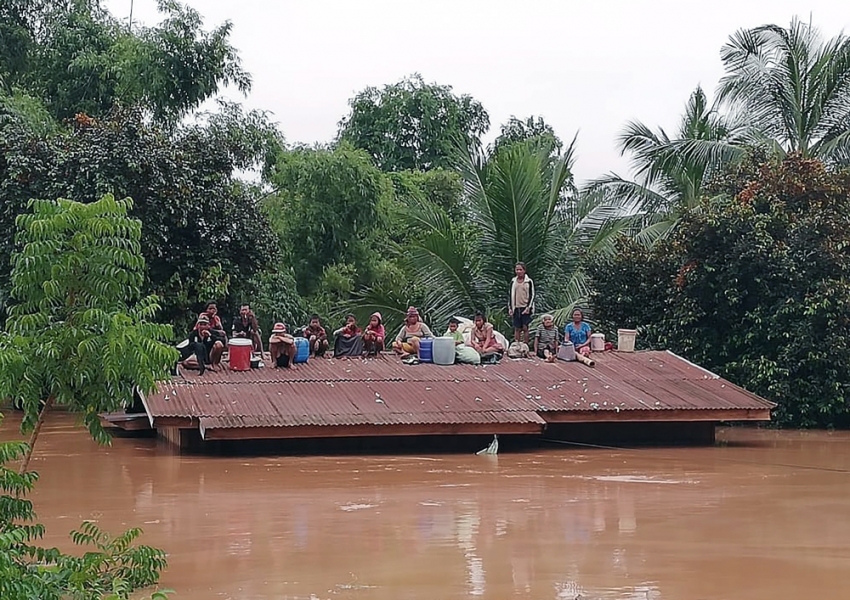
[[565, 308, 592, 355]]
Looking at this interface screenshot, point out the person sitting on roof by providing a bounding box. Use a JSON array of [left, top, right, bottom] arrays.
[[195, 302, 226, 369], [565, 308, 592, 356], [176, 314, 212, 375], [534, 313, 560, 363], [269, 322, 297, 369], [363, 312, 385, 356], [232, 303, 262, 354], [333, 314, 363, 357], [303, 314, 329, 358], [470, 312, 504, 362], [392, 306, 433, 359], [445, 317, 464, 346]]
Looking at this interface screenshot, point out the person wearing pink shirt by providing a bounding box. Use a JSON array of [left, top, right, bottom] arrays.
[[363, 312, 385, 356]]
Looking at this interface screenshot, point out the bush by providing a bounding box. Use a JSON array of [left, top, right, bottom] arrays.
[[588, 156, 850, 427]]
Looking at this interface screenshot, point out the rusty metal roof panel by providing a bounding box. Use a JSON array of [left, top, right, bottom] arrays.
[[145, 350, 774, 428], [198, 410, 544, 431]]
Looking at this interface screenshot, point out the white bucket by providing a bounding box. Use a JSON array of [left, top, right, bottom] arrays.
[[432, 336, 456, 365], [557, 342, 576, 362], [617, 329, 637, 352], [590, 333, 605, 352]]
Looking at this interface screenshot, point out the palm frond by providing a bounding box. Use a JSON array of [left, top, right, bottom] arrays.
[[718, 19, 850, 159]]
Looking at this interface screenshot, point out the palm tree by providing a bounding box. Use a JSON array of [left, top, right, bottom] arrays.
[[588, 87, 747, 243], [353, 137, 630, 332], [713, 19, 850, 165]]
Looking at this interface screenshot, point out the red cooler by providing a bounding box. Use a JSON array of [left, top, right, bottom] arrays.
[[228, 338, 253, 371]]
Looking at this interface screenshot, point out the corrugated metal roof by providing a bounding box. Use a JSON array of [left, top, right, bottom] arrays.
[[144, 351, 774, 430]]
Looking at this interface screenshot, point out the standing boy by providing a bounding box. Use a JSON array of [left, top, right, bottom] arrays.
[[508, 262, 535, 345]]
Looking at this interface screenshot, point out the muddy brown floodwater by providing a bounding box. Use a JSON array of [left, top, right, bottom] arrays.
[[2, 413, 850, 600]]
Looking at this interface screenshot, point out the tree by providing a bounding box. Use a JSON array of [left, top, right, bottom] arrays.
[[491, 115, 563, 156], [0, 194, 178, 469], [264, 145, 391, 298], [359, 137, 628, 332], [0, 0, 250, 122], [587, 87, 748, 243], [587, 155, 850, 427], [0, 106, 281, 329], [1, 432, 170, 599], [338, 74, 490, 171], [695, 19, 850, 167]]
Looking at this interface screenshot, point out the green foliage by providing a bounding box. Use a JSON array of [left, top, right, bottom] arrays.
[[388, 168, 465, 220], [588, 156, 850, 427], [587, 87, 749, 244], [116, 0, 251, 122], [491, 115, 563, 156], [718, 18, 850, 165], [0, 106, 281, 329], [338, 74, 490, 171], [586, 238, 677, 347], [0, 194, 178, 440], [265, 144, 391, 298], [360, 137, 629, 333], [0, 0, 249, 122], [0, 88, 58, 136], [0, 416, 170, 600], [243, 265, 307, 334]]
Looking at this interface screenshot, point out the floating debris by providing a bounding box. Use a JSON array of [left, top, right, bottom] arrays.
[[476, 435, 499, 455]]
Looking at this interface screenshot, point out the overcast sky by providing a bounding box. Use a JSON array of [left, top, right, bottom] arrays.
[[106, 0, 850, 183]]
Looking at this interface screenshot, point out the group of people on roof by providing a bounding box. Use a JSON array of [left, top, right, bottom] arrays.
[[175, 262, 594, 374]]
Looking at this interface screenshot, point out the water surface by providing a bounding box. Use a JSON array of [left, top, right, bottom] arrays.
[[3, 413, 849, 600]]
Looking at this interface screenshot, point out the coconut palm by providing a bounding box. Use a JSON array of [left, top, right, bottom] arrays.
[[703, 19, 850, 166], [353, 136, 630, 331], [588, 87, 748, 244]]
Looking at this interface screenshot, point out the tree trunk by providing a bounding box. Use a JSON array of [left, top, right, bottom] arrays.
[[19, 396, 55, 474]]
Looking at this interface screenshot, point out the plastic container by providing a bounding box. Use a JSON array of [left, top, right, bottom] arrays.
[[228, 338, 252, 371], [432, 336, 456, 365], [590, 333, 605, 352], [293, 337, 310, 363], [617, 329, 637, 352], [557, 341, 576, 361], [418, 337, 433, 363]]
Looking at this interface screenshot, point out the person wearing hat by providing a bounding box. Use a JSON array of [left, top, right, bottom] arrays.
[[362, 312, 385, 356], [175, 314, 212, 375], [392, 307, 433, 359], [269, 322, 297, 369]]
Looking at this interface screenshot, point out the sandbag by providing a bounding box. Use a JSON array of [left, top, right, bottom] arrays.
[[455, 345, 481, 365]]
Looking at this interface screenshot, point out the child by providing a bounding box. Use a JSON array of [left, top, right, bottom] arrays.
[[333, 314, 363, 357], [470, 312, 503, 360], [303, 314, 329, 358], [363, 312, 386, 356], [534, 314, 560, 363], [445, 317, 464, 346]]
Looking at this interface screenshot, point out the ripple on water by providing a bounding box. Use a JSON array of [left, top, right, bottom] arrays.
[[338, 503, 378, 512]]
